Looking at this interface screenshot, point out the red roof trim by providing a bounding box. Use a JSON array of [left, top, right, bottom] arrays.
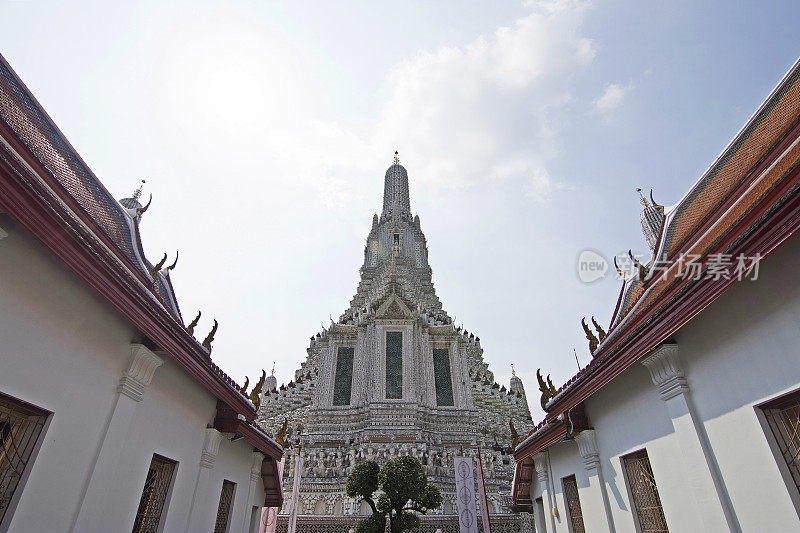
[[515, 419, 568, 462], [515, 122, 800, 458], [547, 160, 800, 417]]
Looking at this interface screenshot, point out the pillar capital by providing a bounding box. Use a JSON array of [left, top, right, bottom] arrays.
[[117, 344, 163, 402], [251, 451, 265, 482], [200, 428, 224, 469], [533, 452, 549, 483], [641, 343, 688, 401], [575, 429, 600, 471]]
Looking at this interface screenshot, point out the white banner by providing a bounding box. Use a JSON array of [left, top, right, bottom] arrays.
[[286, 452, 304, 533], [260, 457, 285, 533], [453, 456, 479, 533], [474, 450, 492, 533]]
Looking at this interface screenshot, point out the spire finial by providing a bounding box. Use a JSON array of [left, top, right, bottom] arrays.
[[271, 362, 275, 376], [511, 363, 516, 377], [393, 150, 400, 165], [132, 179, 146, 201]]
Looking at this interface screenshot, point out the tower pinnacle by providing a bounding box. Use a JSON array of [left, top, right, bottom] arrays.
[[382, 153, 411, 217]]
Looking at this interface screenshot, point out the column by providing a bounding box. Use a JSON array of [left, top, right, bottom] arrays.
[[71, 344, 164, 532], [242, 451, 264, 533], [642, 344, 738, 532], [574, 430, 615, 533], [533, 453, 556, 533], [185, 428, 224, 532]]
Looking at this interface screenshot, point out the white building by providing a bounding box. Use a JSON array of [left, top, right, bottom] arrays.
[[0, 55, 283, 532], [512, 59, 800, 533]]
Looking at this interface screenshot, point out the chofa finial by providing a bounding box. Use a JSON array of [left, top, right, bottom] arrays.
[[132, 179, 146, 201]]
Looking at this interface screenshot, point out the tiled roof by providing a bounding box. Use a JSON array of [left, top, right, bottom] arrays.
[[0, 56, 181, 317], [0, 54, 268, 430]]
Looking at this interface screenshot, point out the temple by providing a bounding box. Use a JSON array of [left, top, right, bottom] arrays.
[[258, 154, 535, 531]]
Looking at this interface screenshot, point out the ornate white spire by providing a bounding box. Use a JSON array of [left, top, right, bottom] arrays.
[[264, 362, 277, 392], [383, 151, 411, 217], [638, 188, 665, 252]]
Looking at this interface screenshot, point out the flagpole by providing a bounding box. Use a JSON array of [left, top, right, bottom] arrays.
[[475, 447, 492, 533]]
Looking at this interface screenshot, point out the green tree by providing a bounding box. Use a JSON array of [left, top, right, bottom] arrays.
[[345, 455, 442, 533]]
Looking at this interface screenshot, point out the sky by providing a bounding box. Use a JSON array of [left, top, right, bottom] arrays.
[[3, 0, 798, 418]]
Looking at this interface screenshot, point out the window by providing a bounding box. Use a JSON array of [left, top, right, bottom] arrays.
[[333, 347, 355, 406], [762, 391, 800, 493], [0, 393, 48, 525], [562, 475, 586, 533], [433, 348, 454, 406], [385, 332, 403, 399], [214, 480, 236, 533], [132, 454, 177, 533], [393, 233, 400, 246], [622, 450, 668, 533]]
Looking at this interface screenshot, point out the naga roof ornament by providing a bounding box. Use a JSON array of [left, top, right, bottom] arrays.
[[537, 369, 558, 411], [186, 311, 201, 335], [591, 316, 607, 341], [202, 319, 218, 353], [581, 317, 599, 355]]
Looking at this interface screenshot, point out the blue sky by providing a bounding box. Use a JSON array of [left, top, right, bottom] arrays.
[[3, 1, 798, 417]]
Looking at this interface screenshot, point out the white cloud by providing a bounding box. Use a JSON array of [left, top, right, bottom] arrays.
[[594, 82, 632, 113], [222, 0, 597, 207], [525, 166, 560, 203], [375, 0, 595, 197]]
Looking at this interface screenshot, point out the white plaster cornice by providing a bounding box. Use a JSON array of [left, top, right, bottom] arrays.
[[117, 344, 164, 402], [251, 451, 265, 482], [641, 344, 688, 401], [200, 428, 224, 469], [533, 452, 549, 483], [575, 430, 600, 470]]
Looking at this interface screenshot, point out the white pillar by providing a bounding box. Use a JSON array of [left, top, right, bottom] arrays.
[[185, 428, 225, 532], [533, 453, 556, 533], [575, 430, 615, 533], [71, 345, 163, 532], [642, 344, 738, 532], [242, 451, 265, 533]]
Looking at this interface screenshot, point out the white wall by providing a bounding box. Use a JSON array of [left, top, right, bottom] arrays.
[[531, 233, 800, 533], [588, 364, 700, 532], [0, 221, 265, 532], [675, 232, 800, 531]]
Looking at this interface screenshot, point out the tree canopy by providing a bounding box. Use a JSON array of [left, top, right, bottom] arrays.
[[345, 455, 442, 533]]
